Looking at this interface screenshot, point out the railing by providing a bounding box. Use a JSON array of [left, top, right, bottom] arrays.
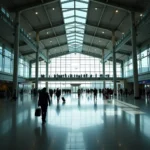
[[115, 9, 150, 50], [20, 28, 37, 50], [0, 7, 14, 27], [136, 9, 150, 28], [38, 74, 123, 79], [115, 30, 131, 51], [0, 7, 37, 50]]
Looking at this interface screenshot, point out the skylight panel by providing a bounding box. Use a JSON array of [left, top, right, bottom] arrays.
[[66, 30, 75, 34], [76, 33, 84, 37], [64, 17, 75, 23], [67, 36, 75, 40], [65, 23, 75, 28], [61, 0, 69, 3], [80, 0, 89, 2], [76, 36, 83, 40], [76, 39, 83, 43], [75, 23, 85, 28], [68, 39, 76, 43], [76, 17, 86, 23], [61, 0, 89, 52], [67, 33, 75, 37], [66, 28, 75, 32], [62, 1, 74, 8], [63, 10, 74, 18], [75, 29, 84, 33], [76, 10, 87, 18], [75, 1, 88, 8]]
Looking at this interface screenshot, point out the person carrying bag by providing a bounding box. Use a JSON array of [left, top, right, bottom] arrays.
[[37, 88, 50, 124]]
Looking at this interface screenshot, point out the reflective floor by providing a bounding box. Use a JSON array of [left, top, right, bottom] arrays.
[[0, 93, 150, 150]]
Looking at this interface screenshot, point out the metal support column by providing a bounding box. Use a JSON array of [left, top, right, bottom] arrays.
[[35, 32, 39, 94], [12, 12, 20, 100], [29, 62, 32, 78], [131, 11, 139, 99], [102, 49, 105, 89], [2, 44, 5, 72], [112, 31, 117, 95], [46, 50, 49, 92]]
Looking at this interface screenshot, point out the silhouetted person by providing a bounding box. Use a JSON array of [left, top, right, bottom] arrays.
[[38, 88, 50, 124], [49, 89, 53, 101], [93, 88, 98, 100], [78, 89, 81, 99], [125, 88, 128, 97], [120, 88, 123, 96], [56, 88, 61, 102]]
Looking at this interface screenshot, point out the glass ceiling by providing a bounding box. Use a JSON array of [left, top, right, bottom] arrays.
[[60, 0, 89, 52]]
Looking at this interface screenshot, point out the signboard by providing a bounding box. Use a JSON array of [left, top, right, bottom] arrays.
[[139, 80, 150, 84]]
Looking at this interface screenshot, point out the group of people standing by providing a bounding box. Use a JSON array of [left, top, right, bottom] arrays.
[[48, 88, 61, 101]]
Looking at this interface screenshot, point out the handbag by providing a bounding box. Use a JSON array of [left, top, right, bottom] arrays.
[[35, 107, 41, 117]]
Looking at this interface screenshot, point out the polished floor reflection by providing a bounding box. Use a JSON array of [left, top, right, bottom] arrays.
[[0, 93, 150, 150]]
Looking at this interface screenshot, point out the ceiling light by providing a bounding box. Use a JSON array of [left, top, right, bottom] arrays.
[[99, 40, 101, 42], [122, 32, 124, 35], [47, 32, 49, 34], [115, 9, 119, 13], [35, 12, 38, 15], [50, 41, 52, 43], [95, 8, 98, 10], [140, 14, 143, 17], [52, 8, 55, 10], [102, 31, 104, 34]]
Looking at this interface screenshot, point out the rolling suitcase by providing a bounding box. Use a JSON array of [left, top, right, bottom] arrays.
[[35, 107, 41, 117], [62, 97, 66, 102]]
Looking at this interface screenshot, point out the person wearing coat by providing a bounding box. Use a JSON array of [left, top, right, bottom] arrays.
[[56, 88, 61, 102], [38, 88, 50, 124]]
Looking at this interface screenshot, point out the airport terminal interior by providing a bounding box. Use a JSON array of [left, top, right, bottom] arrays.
[[0, 0, 150, 149]]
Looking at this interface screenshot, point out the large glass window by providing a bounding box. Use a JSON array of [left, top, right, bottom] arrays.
[[0, 45, 29, 77], [38, 81, 113, 90], [19, 58, 24, 76], [141, 50, 148, 72], [124, 48, 150, 77], [46, 53, 121, 77], [4, 49, 11, 73]]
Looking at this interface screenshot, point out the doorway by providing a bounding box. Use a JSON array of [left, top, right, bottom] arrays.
[[71, 84, 81, 93]]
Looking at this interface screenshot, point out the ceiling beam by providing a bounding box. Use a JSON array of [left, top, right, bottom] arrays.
[[22, 51, 36, 56], [82, 51, 102, 59], [9, 0, 59, 13], [85, 31, 132, 47], [109, 57, 123, 64], [20, 30, 133, 49], [117, 51, 131, 56], [22, 41, 131, 58], [39, 52, 48, 62], [31, 21, 121, 35], [91, 0, 144, 13], [49, 51, 72, 59], [33, 23, 64, 32], [30, 50, 123, 63], [22, 50, 47, 62], [86, 22, 115, 32], [104, 9, 150, 62], [83, 42, 106, 50]]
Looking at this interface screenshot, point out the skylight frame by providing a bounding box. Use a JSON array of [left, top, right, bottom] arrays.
[[61, 0, 89, 52]]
